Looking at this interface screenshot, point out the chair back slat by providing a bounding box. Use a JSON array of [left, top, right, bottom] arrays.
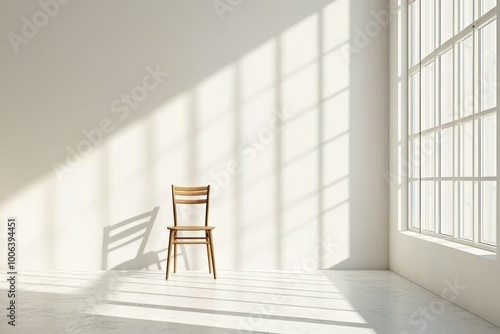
[[174, 189, 208, 196], [175, 199, 207, 205], [174, 186, 208, 191]]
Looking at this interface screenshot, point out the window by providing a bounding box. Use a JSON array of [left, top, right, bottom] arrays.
[[408, 0, 497, 251]]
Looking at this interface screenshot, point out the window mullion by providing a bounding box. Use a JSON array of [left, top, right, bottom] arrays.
[[435, 0, 440, 232], [473, 21, 480, 244], [453, 24, 460, 239], [418, 0, 423, 234]]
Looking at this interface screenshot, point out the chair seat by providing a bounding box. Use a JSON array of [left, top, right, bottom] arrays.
[[168, 226, 215, 231]]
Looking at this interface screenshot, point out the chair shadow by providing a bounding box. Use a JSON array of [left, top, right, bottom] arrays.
[[102, 206, 162, 270]]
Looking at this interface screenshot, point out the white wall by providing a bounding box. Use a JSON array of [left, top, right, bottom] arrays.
[[0, 0, 389, 271], [389, 0, 500, 328]]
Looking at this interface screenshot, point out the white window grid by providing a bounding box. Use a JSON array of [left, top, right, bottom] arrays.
[[407, 0, 497, 252]]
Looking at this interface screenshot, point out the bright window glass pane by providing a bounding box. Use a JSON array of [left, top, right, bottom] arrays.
[[440, 127, 454, 177], [480, 21, 497, 111], [458, 122, 474, 177], [440, 1, 454, 44], [459, 0, 474, 31], [410, 137, 421, 178], [421, 0, 435, 58], [481, 114, 496, 177], [422, 133, 436, 177], [410, 181, 421, 229], [409, 1, 421, 67], [458, 181, 474, 240], [441, 181, 454, 236], [422, 62, 435, 130], [481, 0, 496, 16], [440, 49, 454, 124], [422, 181, 435, 232], [459, 36, 474, 118], [481, 181, 497, 245], [409, 73, 420, 135]]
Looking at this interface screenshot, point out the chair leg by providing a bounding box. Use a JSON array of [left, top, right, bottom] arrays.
[[206, 231, 212, 274], [166, 230, 174, 280], [208, 230, 217, 279], [174, 231, 178, 273]]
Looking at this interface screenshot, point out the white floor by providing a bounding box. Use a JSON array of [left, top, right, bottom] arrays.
[[0, 270, 499, 334]]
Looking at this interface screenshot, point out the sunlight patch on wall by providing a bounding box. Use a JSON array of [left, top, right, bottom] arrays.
[[195, 65, 236, 170], [107, 119, 150, 220]]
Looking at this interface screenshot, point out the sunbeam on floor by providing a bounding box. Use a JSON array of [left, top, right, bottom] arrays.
[[0, 270, 498, 334]]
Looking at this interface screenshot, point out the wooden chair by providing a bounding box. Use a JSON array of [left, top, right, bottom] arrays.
[[166, 185, 217, 279]]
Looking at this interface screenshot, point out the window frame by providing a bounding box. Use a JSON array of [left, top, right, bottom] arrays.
[[407, 0, 497, 252]]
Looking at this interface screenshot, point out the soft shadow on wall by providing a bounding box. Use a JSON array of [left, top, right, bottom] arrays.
[[102, 206, 169, 270]]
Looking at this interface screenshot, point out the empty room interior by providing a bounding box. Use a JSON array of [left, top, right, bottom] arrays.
[[1, 0, 500, 333]]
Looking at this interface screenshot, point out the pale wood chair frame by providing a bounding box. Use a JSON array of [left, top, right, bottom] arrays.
[[165, 185, 217, 279]]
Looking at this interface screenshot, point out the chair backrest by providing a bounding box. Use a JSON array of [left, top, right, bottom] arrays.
[[171, 185, 210, 226]]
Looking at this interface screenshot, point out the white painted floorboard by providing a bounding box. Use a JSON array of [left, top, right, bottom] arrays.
[[0, 270, 499, 333]]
